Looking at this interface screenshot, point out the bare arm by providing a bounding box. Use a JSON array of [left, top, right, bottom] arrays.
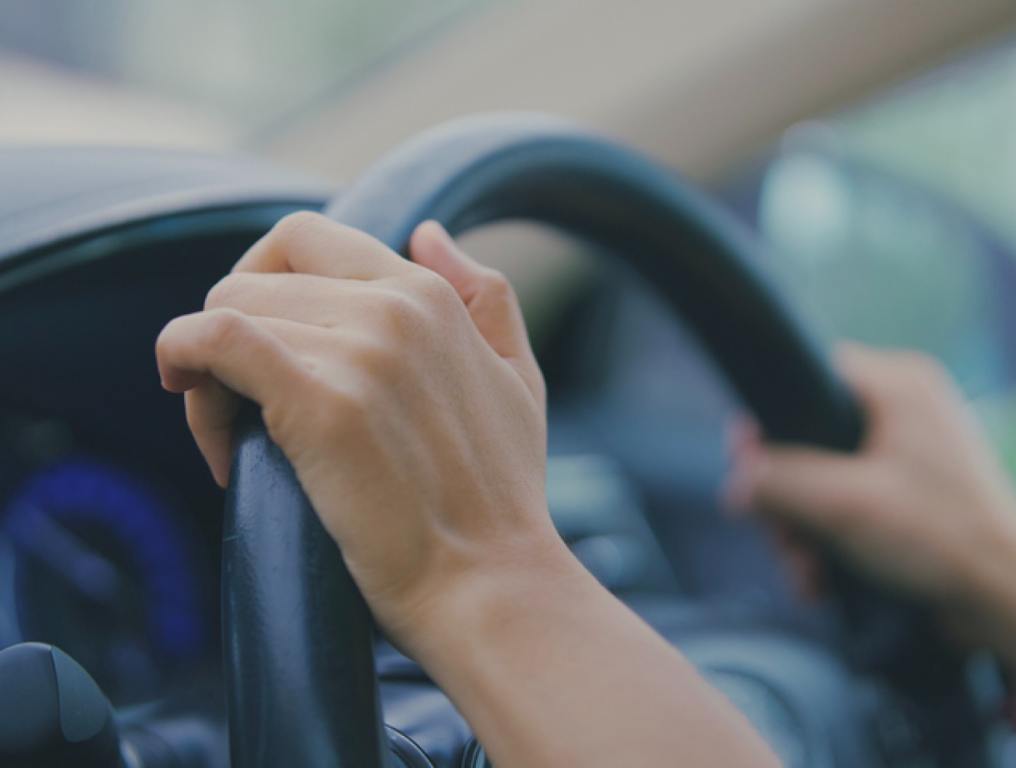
[[412, 538, 771, 767], [156, 214, 777, 767]]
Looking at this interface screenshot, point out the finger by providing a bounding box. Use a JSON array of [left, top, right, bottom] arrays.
[[157, 309, 300, 398], [157, 309, 307, 484], [177, 316, 353, 486], [183, 379, 240, 487], [234, 211, 409, 279], [164, 312, 371, 485], [205, 271, 384, 327], [734, 446, 872, 539], [834, 343, 899, 411], [409, 221, 535, 364], [835, 343, 954, 420]]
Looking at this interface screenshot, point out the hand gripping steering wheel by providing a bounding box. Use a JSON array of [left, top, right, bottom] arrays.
[[222, 114, 970, 767]]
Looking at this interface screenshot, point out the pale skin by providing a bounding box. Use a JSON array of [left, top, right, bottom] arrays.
[[726, 345, 1016, 673], [155, 213, 777, 767]]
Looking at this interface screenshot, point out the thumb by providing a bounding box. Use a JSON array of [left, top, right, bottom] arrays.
[[730, 446, 872, 540], [409, 221, 543, 397]]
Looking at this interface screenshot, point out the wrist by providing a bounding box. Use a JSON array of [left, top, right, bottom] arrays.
[[395, 522, 779, 767], [401, 526, 597, 672]]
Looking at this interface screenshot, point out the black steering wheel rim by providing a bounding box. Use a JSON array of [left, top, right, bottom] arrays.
[[222, 113, 953, 768], [325, 113, 863, 448]]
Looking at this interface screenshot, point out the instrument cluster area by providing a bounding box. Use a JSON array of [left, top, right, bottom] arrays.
[[0, 414, 216, 704], [0, 217, 274, 706]]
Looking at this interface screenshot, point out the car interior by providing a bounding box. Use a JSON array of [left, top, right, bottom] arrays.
[[2, 2, 1016, 766]]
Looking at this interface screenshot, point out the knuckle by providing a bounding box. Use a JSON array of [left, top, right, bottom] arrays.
[[267, 210, 326, 251], [408, 268, 458, 305], [203, 308, 250, 350], [318, 381, 371, 436], [353, 337, 400, 381], [385, 269, 458, 320], [376, 288, 426, 334], [478, 267, 514, 302], [204, 273, 246, 310]]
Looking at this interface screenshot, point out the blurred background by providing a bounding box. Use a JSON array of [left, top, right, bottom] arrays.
[[3, 0, 1016, 464]]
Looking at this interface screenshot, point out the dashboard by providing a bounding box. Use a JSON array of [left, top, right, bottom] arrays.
[[0, 215, 274, 706]]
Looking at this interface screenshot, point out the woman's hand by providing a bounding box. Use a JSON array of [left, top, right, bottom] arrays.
[[727, 344, 1016, 666], [156, 213, 555, 654], [157, 213, 777, 766]]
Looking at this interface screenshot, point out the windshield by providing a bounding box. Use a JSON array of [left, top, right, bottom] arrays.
[[0, 0, 488, 148], [836, 40, 1016, 251], [725, 37, 1016, 468]]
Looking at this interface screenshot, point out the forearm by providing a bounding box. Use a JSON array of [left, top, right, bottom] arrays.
[[409, 538, 778, 768]]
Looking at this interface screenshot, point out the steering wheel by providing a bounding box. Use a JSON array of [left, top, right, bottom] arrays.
[[222, 114, 973, 767]]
